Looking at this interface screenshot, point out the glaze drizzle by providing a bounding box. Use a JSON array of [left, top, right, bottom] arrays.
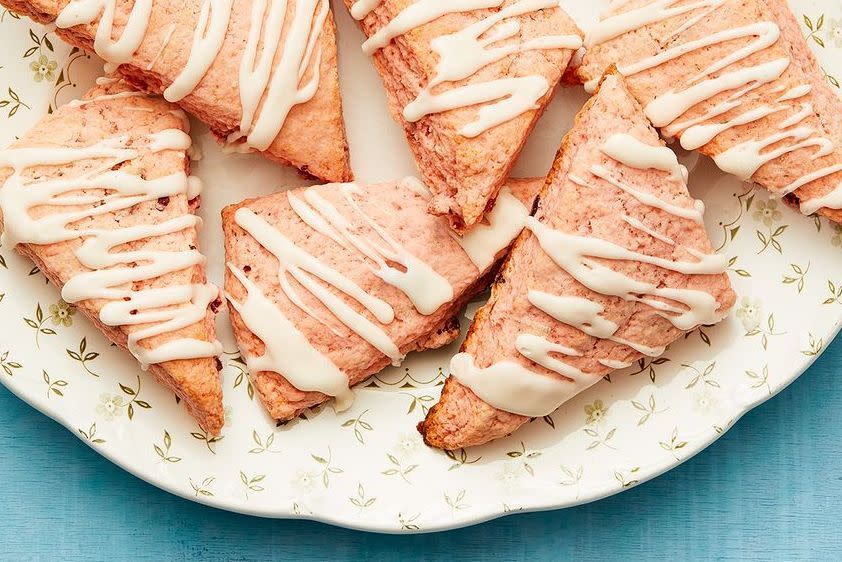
[[288, 183, 453, 315], [354, 0, 581, 137], [585, 0, 842, 215], [56, 0, 328, 153], [0, 129, 221, 368], [229, 178, 529, 410], [452, 131, 728, 418]]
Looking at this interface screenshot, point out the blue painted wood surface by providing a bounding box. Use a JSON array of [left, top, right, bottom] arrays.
[[1, 337, 841, 561]]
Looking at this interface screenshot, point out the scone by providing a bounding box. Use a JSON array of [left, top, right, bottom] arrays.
[[0, 79, 225, 434], [579, 0, 842, 222], [419, 72, 736, 450], [1, 0, 351, 182], [222, 177, 541, 421], [345, 0, 582, 231]]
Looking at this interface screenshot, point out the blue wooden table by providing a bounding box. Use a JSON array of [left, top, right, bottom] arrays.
[[2, 337, 841, 560]]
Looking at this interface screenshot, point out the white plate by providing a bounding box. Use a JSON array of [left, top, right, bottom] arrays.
[[1, 0, 841, 533]]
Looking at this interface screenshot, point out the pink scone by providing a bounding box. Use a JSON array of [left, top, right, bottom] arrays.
[[579, 0, 842, 223], [223, 178, 541, 421], [0, 81, 224, 434], [1, 0, 351, 182], [344, 0, 581, 232], [419, 73, 736, 450]]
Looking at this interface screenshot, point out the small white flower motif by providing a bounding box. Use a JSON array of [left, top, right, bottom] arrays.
[[826, 17, 842, 48], [495, 461, 522, 489], [96, 393, 125, 421], [735, 297, 762, 331], [693, 387, 718, 414], [394, 432, 421, 460], [752, 200, 782, 227], [292, 470, 318, 493], [223, 406, 233, 425]]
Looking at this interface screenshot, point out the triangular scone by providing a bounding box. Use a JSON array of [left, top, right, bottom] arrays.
[[344, 0, 582, 232], [223, 177, 541, 421], [419, 73, 736, 450], [579, 0, 842, 223], [0, 80, 224, 434], [4, 0, 350, 182]]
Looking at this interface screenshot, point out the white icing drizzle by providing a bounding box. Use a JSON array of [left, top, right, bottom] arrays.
[[621, 215, 676, 245], [678, 83, 815, 151], [404, 76, 551, 138], [450, 352, 590, 418], [598, 358, 633, 369], [587, 6, 842, 212], [187, 176, 203, 199], [527, 291, 668, 357], [146, 23, 177, 71], [660, 81, 762, 140], [233, 208, 403, 363], [57, 0, 153, 64], [0, 130, 221, 368], [363, 0, 581, 137], [782, 164, 842, 196], [233, 0, 329, 150], [526, 217, 726, 331], [287, 191, 349, 248], [456, 186, 529, 271], [777, 84, 812, 102], [227, 265, 353, 410], [573, 167, 704, 223], [234, 0, 286, 142], [586, 19, 781, 92], [779, 103, 813, 129], [515, 333, 587, 381], [610, 336, 666, 357], [598, 20, 789, 126], [645, 22, 780, 87], [523, 133, 717, 349], [58, 0, 328, 152], [164, 0, 234, 102], [232, 177, 538, 409], [342, 185, 453, 314], [713, 127, 832, 181], [95, 76, 120, 86], [527, 292, 618, 339], [600, 133, 683, 180], [287, 184, 453, 315], [645, 56, 789, 129], [362, 0, 503, 54], [679, 104, 786, 151], [67, 90, 148, 108], [585, 0, 725, 48], [799, 180, 842, 215], [454, 204, 724, 417], [350, 0, 383, 20], [424, 0, 581, 85]]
